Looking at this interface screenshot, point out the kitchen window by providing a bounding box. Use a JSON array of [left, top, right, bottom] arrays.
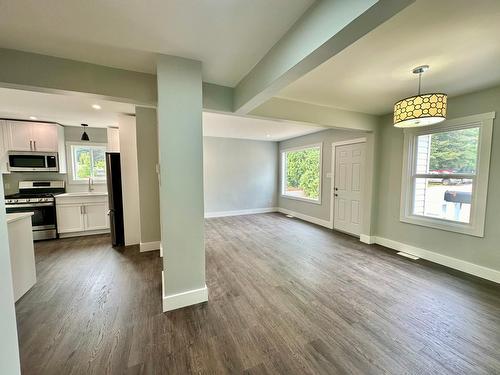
[[400, 112, 494, 237], [67, 143, 107, 183], [281, 143, 322, 204]]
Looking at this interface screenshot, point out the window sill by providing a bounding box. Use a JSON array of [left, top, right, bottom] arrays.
[[67, 180, 107, 185], [281, 195, 321, 205], [400, 214, 483, 237]]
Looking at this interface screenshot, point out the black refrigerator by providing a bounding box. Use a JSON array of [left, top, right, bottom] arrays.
[[106, 152, 125, 247]]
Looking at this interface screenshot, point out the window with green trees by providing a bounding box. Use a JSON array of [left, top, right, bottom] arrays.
[[282, 144, 321, 202], [71, 145, 106, 181], [401, 112, 495, 237]]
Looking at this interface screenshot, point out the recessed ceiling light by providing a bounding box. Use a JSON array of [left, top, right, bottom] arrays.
[[29, 116, 37, 120], [266, 134, 271, 138], [92, 104, 101, 110]]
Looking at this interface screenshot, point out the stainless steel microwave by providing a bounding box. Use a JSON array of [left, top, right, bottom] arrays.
[[8, 151, 59, 172]]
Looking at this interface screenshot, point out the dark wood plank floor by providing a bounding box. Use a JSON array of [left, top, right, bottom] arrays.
[[16, 213, 500, 374]]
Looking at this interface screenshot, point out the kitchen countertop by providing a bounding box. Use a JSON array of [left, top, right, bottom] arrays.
[[6, 212, 34, 224], [56, 192, 108, 198]]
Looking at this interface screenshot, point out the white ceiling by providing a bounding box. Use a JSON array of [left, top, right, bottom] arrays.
[[0, 87, 134, 127], [0, 0, 314, 87], [277, 0, 500, 115], [203, 112, 325, 142]]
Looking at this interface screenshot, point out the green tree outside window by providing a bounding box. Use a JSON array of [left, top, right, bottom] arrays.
[[72, 145, 107, 180], [284, 147, 320, 200]]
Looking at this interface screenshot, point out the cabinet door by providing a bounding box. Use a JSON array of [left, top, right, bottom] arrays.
[[31, 123, 59, 152], [56, 204, 85, 233], [0, 121, 8, 173], [84, 202, 109, 231], [7, 121, 33, 151]]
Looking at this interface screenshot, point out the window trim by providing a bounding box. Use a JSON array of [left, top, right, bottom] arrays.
[[400, 112, 495, 237], [280, 142, 323, 205], [66, 141, 108, 185]]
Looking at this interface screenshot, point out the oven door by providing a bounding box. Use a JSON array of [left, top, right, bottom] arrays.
[[5, 203, 56, 230]]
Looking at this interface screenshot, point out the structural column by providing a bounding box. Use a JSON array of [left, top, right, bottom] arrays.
[[156, 55, 207, 311]]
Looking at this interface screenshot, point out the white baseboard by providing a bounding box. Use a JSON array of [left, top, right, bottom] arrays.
[[162, 271, 208, 312], [140, 241, 161, 252], [373, 236, 500, 284], [278, 208, 333, 229], [58, 229, 110, 238], [205, 207, 278, 218], [360, 234, 376, 244]]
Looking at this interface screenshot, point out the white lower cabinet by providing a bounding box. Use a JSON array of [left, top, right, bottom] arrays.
[[56, 194, 109, 237], [84, 203, 110, 231], [57, 204, 85, 233]]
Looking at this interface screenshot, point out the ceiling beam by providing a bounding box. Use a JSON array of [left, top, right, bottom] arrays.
[[251, 97, 378, 132], [0, 48, 233, 113], [233, 0, 415, 114], [0, 48, 157, 106]]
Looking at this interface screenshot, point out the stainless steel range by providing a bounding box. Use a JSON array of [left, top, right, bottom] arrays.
[[5, 181, 65, 240]]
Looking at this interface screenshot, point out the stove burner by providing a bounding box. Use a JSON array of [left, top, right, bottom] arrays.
[[5, 193, 56, 199]]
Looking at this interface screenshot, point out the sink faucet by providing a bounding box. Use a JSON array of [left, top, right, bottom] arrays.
[[88, 177, 94, 192]]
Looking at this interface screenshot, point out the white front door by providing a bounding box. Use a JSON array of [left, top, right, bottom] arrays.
[[333, 142, 366, 236]]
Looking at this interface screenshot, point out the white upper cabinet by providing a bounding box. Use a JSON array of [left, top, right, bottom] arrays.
[[7, 121, 34, 151], [5, 121, 60, 152], [30, 123, 58, 152], [107, 127, 120, 152]]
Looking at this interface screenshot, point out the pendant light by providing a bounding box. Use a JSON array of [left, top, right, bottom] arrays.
[[393, 65, 447, 128], [80, 124, 90, 141]]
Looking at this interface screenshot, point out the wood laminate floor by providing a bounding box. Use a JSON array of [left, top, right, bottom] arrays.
[[16, 213, 500, 374]]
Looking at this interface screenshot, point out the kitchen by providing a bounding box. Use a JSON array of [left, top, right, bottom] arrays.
[[0, 92, 130, 302]]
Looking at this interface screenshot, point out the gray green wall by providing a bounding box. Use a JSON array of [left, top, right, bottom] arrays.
[[157, 55, 205, 299], [278, 128, 368, 223], [0, 176, 21, 375], [203, 137, 278, 214], [135, 107, 161, 244], [64, 126, 108, 143], [375, 85, 500, 271]]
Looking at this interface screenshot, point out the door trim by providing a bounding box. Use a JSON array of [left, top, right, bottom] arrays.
[[330, 138, 367, 235]]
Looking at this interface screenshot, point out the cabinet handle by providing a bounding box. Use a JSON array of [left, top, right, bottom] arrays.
[[80, 205, 84, 214], [30, 140, 33, 151], [33, 140, 37, 151]]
